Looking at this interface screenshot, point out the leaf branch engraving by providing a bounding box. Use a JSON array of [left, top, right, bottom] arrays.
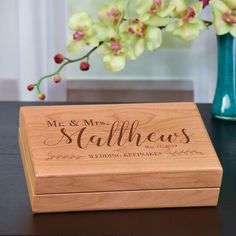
[[167, 149, 204, 157], [46, 154, 84, 161]]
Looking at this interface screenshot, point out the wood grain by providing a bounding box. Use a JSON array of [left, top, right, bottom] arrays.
[[19, 133, 220, 213], [19, 103, 223, 196]]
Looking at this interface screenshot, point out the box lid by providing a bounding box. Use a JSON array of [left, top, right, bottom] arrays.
[[19, 103, 223, 195]]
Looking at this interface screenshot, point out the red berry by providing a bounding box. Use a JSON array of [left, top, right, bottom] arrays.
[[53, 75, 62, 83], [80, 62, 90, 71], [38, 93, 46, 101], [54, 54, 64, 64], [27, 84, 35, 91]]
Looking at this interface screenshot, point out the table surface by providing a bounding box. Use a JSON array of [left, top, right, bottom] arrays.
[[0, 102, 236, 236]]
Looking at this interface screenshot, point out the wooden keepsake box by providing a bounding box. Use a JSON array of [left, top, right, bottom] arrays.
[[19, 103, 223, 213]]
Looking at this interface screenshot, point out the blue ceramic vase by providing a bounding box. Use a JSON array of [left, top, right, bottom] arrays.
[[212, 33, 236, 120]]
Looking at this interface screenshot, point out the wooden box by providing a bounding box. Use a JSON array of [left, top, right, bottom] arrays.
[[19, 103, 223, 213]]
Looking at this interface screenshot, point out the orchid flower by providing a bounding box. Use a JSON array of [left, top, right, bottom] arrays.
[[67, 12, 98, 54], [98, 32, 137, 72], [211, 0, 236, 36], [98, 0, 125, 26], [166, 0, 206, 40], [120, 19, 162, 57], [136, 0, 175, 27]]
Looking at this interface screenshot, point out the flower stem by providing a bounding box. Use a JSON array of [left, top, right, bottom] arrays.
[[204, 20, 213, 27], [36, 42, 103, 94]]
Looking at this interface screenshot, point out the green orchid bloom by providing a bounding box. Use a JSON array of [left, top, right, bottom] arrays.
[[98, 31, 137, 72], [67, 12, 98, 54], [98, 0, 125, 26], [211, 0, 236, 36], [136, 0, 175, 27], [92, 22, 118, 42], [166, 0, 206, 40], [119, 19, 162, 57]]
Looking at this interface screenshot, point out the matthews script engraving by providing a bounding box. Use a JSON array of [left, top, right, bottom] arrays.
[[41, 119, 205, 161], [44, 120, 191, 148]]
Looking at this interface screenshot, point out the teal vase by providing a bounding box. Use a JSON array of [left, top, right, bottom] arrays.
[[212, 33, 236, 120]]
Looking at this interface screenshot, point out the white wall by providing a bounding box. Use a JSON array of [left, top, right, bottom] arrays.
[[0, 0, 67, 101], [0, 0, 218, 102], [0, 0, 19, 100]]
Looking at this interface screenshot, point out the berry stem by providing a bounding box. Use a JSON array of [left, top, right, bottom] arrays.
[[35, 42, 103, 94]]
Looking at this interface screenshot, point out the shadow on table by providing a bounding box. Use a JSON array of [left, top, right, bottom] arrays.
[[31, 207, 220, 236]]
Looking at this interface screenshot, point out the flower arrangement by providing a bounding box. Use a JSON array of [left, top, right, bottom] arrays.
[[27, 0, 236, 100]]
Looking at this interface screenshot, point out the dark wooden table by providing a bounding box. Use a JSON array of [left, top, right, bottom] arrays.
[[0, 102, 235, 236]]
